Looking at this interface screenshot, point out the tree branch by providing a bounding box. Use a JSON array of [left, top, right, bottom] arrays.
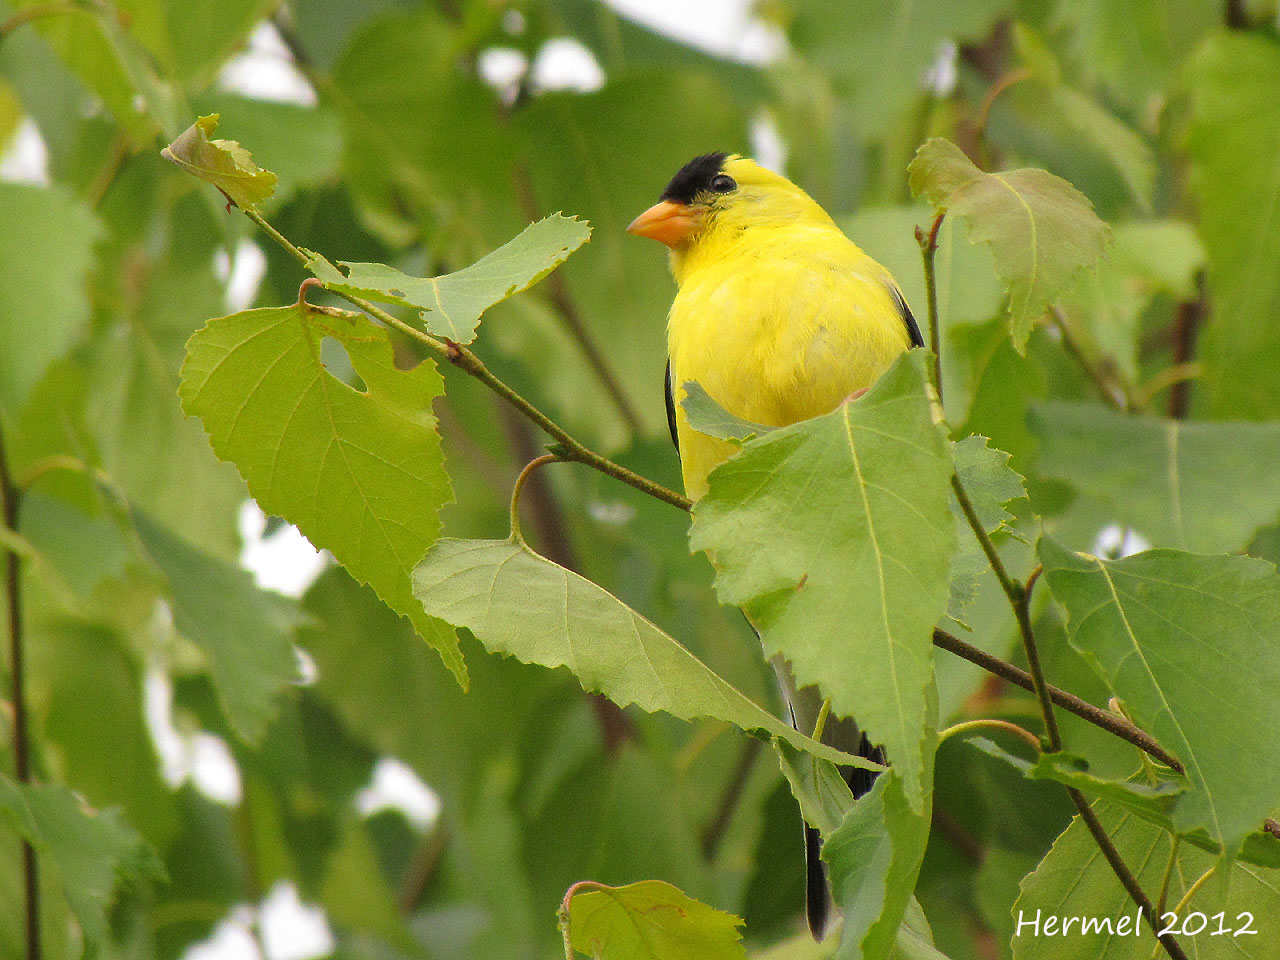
[[1, 423, 40, 960], [930, 629, 1182, 772], [247, 209, 690, 512]]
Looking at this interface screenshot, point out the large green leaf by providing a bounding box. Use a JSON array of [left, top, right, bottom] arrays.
[[0, 777, 163, 955], [1012, 799, 1280, 960], [690, 351, 953, 809], [133, 508, 305, 743], [307, 214, 592, 344], [0, 183, 101, 418], [179, 301, 463, 682], [1030, 402, 1280, 553], [413, 537, 864, 767], [908, 138, 1111, 353], [1188, 31, 1280, 419], [566, 880, 745, 960], [826, 770, 933, 960], [1040, 540, 1280, 858]]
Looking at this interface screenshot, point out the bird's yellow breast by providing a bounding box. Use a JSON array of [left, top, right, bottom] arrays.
[[668, 225, 912, 499]]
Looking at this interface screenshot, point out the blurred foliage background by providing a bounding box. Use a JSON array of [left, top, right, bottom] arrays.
[[2, 0, 1280, 958]]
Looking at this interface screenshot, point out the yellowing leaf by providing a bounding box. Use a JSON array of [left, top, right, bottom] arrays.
[[161, 113, 278, 210], [565, 880, 745, 960], [908, 138, 1111, 352], [307, 214, 592, 344]]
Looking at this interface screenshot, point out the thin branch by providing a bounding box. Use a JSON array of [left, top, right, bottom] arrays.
[[247, 209, 690, 512], [950, 474, 1063, 751], [512, 162, 645, 436], [700, 736, 762, 860], [1167, 273, 1206, 419], [915, 213, 945, 405], [0, 0, 80, 38], [931, 629, 1184, 773], [1069, 789, 1189, 960], [0, 424, 39, 960], [1049, 307, 1129, 411], [397, 822, 447, 914]]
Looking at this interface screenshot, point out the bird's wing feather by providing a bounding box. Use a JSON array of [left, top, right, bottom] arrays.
[[664, 359, 680, 454], [891, 285, 926, 348]]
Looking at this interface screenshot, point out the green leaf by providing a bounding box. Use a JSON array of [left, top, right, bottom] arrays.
[[412, 537, 865, 768], [774, 740, 855, 839], [566, 880, 745, 960], [952, 436, 1027, 535], [908, 138, 1111, 352], [161, 114, 278, 210], [825, 769, 932, 960], [1040, 539, 1280, 858], [1012, 799, 1280, 960], [179, 301, 464, 683], [0, 183, 102, 418], [967, 739, 1185, 817], [132, 508, 306, 744], [306, 214, 592, 344], [1030, 402, 1280, 553], [0, 777, 164, 955], [681, 381, 775, 444], [690, 351, 954, 809], [1188, 31, 1280, 419]]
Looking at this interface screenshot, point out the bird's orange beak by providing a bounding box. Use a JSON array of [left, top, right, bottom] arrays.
[[626, 200, 703, 247]]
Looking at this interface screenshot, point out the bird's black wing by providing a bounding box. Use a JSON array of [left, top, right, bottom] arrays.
[[892, 286, 926, 348], [665, 359, 680, 454]]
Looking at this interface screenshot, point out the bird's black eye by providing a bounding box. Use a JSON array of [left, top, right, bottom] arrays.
[[709, 174, 737, 193]]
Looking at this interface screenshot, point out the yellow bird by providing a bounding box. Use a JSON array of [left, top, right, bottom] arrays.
[[628, 152, 923, 938]]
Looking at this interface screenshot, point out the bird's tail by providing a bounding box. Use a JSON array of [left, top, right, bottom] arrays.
[[804, 730, 886, 939]]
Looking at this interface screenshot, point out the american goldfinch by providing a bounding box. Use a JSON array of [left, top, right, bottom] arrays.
[[628, 153, 923, 938]]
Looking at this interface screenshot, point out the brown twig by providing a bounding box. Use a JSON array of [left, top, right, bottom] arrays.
[[932, 629, 1183, 773], [1, 424, 39, 960], [397, 823, 447, 914], [1167, 273, 1206, 419], [511, 163, 645, 437], [1049, 307, 1129, 411]]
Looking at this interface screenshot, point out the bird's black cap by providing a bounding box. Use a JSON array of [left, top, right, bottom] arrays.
[[660, 152, 729, 205]]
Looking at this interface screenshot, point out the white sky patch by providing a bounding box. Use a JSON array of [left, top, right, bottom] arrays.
[[0, 118, 50, 186], [356, 756, 441, 831], [239, 501, 328, 599], [479, 46, 529, 101], [532, 37, 605, 93], [259, 883, 336, 960], [145, 664, 243, 805], [213, 239, 267, 312], [219, 21, 316, 106], [182, 908, 262, 960], [925, 40, 959, 97], [603, 0, 785, 63], [1093, 524, 1152, 559], [750, 112, 787, 173]]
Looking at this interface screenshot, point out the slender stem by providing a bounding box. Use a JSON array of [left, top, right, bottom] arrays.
[[1049, 307, 1129, 411], [915, 213, 945, 404], [1155, 835, 1180, 915], [1167, 273, 1205, 420], [509, 454, 560, 543], [950, 473, 1063, 750], [811, 698, 832, 742], [397, 822, 447, 914], [1069, 789, 1189, 960], [937, 718, 1042, 753], [0, 425, 39, 960], [512, 162, 645, 435], [931, 629, 1183, 772], [1167, 864, 1214, 916], [244, 208, 691, 512]]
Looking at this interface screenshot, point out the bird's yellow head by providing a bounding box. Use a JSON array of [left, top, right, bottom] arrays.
[[627, 153, 832, 276]]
